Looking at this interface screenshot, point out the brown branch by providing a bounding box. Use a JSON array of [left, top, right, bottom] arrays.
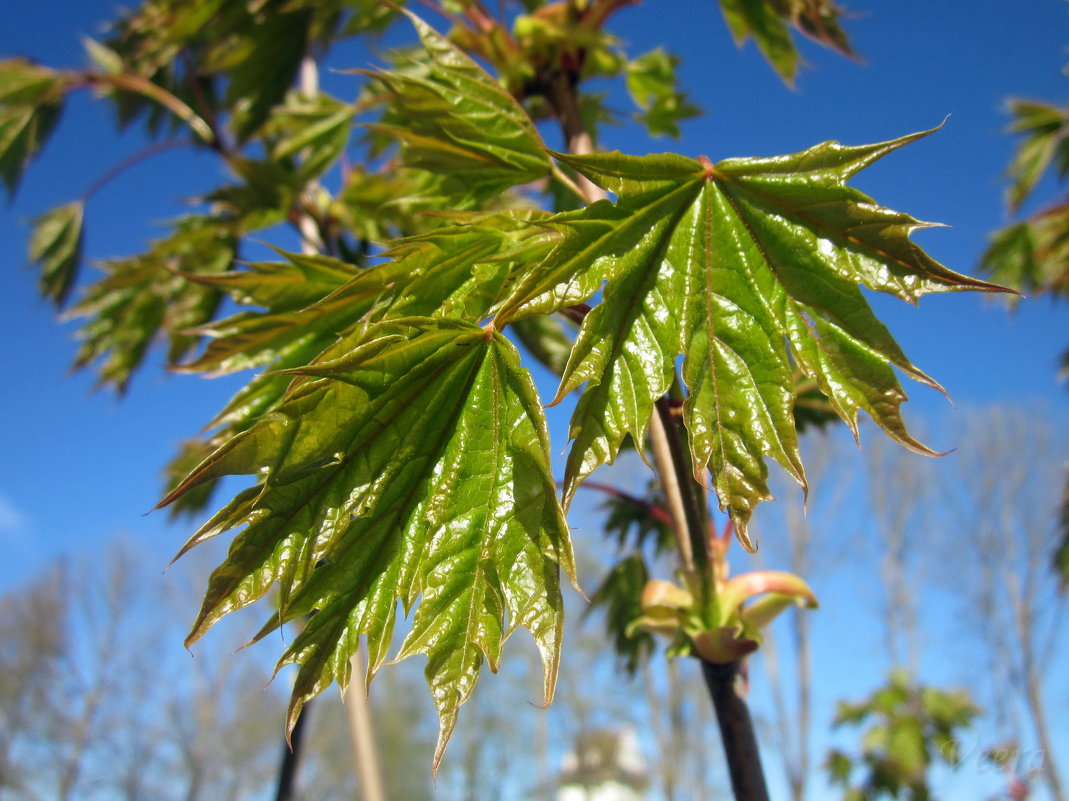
[[701, 661, 771, 801], [573, 480, 674, 528], [546, 50, 769, 801], [81, 139, 190, 203]]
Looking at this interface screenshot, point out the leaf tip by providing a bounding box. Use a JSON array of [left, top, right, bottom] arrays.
[[732, 513, 758, 554]]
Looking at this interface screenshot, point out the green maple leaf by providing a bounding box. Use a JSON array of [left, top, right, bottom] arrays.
[[29, 201, 84, 307], [1003, 99, 1069, 213], [716, 0, 855, 85], [0, 59, 69, 197], [497, 128, 1008, 548], [365, 12, 551, 205], [162, 319, 574, 768], [67, 215, 234, 392]]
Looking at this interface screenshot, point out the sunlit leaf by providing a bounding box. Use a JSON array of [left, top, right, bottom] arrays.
[[225, 8, 313, 142], [498, 129, 1008, 547], [510, 312, 576, 377], [980, 204, 1069, 303], [270, 91, 355, 181], [162, 437, 223, 520], [365, 12, 551, 205], [1003, 99, 1069, 213], [0, 59, 68, 197], [163, 319, 574, 769], [29, 201, 84, 307], [625, 49, 702, 138], [67, 215, 233, 392], [716, 0, 855, 85]]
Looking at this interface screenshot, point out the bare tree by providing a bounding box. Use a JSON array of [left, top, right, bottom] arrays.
[[748, 431, 853, 801], [0, 542, 340, 801], [944, 407, 1067, 801], [0, 565, 67, 801], [863, 431, 938, 677]]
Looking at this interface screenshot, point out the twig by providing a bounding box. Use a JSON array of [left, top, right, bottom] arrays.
[[81, 139, 189, 203]]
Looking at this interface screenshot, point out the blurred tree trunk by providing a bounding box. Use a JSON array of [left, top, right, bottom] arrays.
[[344, 649, 387, 801]]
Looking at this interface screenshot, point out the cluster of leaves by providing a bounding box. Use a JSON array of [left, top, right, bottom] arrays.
[[3, 0, 1007, 767], [979, 92, 1069, 591], [824, 671, 981, 801]]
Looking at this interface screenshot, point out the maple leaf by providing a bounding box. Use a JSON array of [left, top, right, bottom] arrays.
[[364, 12, 551, 206], [716, 0, 856, 85], [497, 128, 1009, 548], [0, 59, 69, 197], [29, 201, 84, 307], [161, 319, 574, 769], [66, 215, 234, 392]]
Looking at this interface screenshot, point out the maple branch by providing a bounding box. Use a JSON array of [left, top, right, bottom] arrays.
[[546, 68, 700, 577], [81, 138, 189, 203], [573, 481, 674, 528], [273, 700, 310, 801], [654, 397, 711, 576], [549, 59, 769, 801], [649, 409, 696, 574], [701, 661, 771, 801], [545, 70, 603, 204]]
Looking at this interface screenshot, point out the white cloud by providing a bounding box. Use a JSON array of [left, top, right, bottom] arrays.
[[0, 493, 29, 534]]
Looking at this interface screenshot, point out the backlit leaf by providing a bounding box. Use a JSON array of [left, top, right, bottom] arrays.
[[625, 49, 701, 138], [716, 0, 855, 85], [225, 8, 313, 142], [366, 13, 551, 205], [586, 554, 656, 675], [29, 201, 84, 307], [67, 215, 233, 392], [1003, 99, 1069, 213], [270, 91, 355, 181], [980, 205, 1069, 303], [163, 319, 573, 769], [498, 129, 1008, 547], [0, 59, 68, 197]]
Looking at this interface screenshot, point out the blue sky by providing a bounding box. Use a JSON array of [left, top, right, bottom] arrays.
[[1, 2, 1068, 798]]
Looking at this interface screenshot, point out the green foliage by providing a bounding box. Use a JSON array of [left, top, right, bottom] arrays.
[[29, 201, 83, 306], [68, 215, 232, 392], [825, 671, 981, 801], [587, 553, 656, 674], [367, 13, 551, 206], [164, 319, 574, 770], [0, 59, 69, 197], [3, 0, 1008, 768], [716, 0, 856, 85], [981, 99, 1069, 304], [625, 49, 701, 138], [1003, 100, 1069, 214], [499, 136, 1003, 547], [980, 93, 1069, 592]]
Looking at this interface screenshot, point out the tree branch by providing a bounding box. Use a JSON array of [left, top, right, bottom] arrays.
[[701, 661, 771, 801]]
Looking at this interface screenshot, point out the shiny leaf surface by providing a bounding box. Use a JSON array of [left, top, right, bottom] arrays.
[[499, 129, 1008, 546], [163, 319, 574, 768], [716, 0, 855, 85], [366, 13, 551, 205]]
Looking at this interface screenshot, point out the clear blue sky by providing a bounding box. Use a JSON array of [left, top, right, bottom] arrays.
[[1, 2, 1067, 797]]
